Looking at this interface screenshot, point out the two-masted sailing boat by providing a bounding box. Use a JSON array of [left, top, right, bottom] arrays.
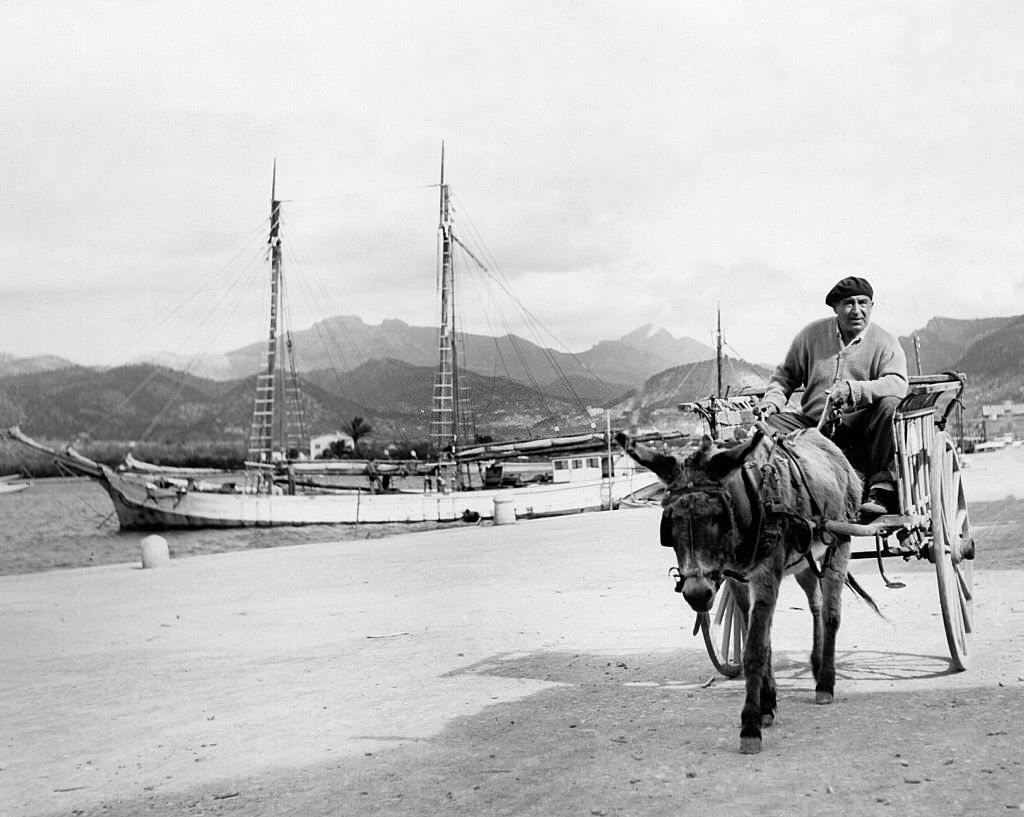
[[4, 157, 661, 530]]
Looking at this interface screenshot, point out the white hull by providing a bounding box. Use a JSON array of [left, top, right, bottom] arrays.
[[96, 464, 660, 529], [0, 481, 28, 495], [2, 426, 663, 531]]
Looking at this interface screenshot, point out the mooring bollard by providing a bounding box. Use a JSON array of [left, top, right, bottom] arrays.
[[493, 497, 517, 525], [140, 534, 170, 568]]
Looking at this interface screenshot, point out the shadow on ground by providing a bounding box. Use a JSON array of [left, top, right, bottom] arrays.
[[53, 648, 1024, 817], [445, 647, 959, 688]]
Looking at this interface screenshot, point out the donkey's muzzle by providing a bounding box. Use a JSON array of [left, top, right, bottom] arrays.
[[681, 576, 715, 613]]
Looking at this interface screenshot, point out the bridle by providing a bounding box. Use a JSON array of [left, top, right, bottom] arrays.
[[661, 442, 772, 591], [663, 429, 827, 594]]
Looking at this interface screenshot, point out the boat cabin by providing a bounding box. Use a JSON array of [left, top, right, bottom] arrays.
[[551, 454, 605, 483]]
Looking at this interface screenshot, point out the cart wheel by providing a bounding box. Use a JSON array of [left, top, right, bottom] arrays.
[[929, 431, 974, 671], [699, 578, 747, 678]]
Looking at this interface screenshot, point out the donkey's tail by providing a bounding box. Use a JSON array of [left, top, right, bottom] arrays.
[[846, 571, 886, 620]]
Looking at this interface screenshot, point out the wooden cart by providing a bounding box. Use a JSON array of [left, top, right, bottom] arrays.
[[687, 373, 974, 674]]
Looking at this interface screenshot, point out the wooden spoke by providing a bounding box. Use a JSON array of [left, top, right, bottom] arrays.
[[929, 432, 974, 670], [701, 579, 746, 678]]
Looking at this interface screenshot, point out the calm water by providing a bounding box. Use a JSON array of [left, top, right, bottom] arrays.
[[0, 478, 459, 576]]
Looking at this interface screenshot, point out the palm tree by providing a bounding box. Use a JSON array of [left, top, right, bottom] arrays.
[[345, 416, 373, 456]]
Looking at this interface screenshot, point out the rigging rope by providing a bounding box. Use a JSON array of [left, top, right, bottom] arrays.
[[74, 218, 270, 445], [134, 237, 269, 444], [448, 214, 596, 430], [450, 195, 605, 386], [450, 245, 562, 432], [280, 201, 385, 411]]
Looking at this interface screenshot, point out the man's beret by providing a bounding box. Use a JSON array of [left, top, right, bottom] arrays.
[[825, 276, 874, 307]]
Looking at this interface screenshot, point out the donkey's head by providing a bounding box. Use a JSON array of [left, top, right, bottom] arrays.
[[617, 431, 763, 612]]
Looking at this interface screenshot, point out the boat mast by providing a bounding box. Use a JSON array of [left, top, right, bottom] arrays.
[[430, 143, 464, 459], [247, 162, 283, 466], [705, 304, 723, 440], [715, 304, 723, 398]]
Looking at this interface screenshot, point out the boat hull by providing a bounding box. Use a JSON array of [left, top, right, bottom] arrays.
[[95, 465, 660, 530]]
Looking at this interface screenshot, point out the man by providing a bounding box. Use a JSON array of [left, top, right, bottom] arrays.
[[756, 276, 908, 521]]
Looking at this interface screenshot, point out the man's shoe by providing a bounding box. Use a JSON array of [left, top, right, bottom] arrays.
[[859, 481, 898, 522]]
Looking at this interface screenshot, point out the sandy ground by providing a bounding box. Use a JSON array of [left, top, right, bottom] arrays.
[[2, 449, 1023, 817]]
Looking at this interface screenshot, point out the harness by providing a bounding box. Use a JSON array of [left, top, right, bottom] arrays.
[[758, 429, 835, 578], [665, 429, 830, 589]]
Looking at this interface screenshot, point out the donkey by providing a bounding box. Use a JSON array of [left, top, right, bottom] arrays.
[[617, 425, 877, 754]]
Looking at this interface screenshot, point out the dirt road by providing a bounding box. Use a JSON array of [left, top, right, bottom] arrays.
[[3, 480, 1023, 816]]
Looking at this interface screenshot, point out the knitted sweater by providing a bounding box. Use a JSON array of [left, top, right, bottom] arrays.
[[762, 318, 908, 422]]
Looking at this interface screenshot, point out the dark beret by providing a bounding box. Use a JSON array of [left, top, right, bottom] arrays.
[[825, 276, 874, 307]]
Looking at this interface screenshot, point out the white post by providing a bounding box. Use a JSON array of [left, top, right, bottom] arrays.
[[140, 535, 170, 568]]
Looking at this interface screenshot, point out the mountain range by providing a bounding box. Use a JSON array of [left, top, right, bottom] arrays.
[[136, 317, 716, 402], [1, 314, 1021, 448]]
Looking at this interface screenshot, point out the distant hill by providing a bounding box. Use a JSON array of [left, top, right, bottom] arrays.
[[0, 358, 602, 446], [898, 316, 1020, 375], [223, 316, 438, 377], [0, 319, 715, 447], [164, 316, 714, 390], [3, 318, 716, 402], [0, 354, 78, 377], [4, 314, 1023, 449], [0, 363, 412, 444], [130, 351, 237, 380], [950, 315, 1024, 408], [954, 315, 1024, 375], [605, 356, 772, 426], [0, 365, 242, 442], [895, 315, 1024, 410], [573, 324, 714, 389], [302, 357, 606, 438]]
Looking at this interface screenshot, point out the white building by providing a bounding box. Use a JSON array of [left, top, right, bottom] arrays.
[[310, 431, 355, 459]]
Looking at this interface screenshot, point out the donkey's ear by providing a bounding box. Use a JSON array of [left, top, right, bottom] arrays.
[[705, 430, 765, 480], [617, 435, 681, 484], [698, 434, 715, 458]]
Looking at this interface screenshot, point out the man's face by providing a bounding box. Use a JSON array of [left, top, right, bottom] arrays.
[[833, 295, 873, 338]]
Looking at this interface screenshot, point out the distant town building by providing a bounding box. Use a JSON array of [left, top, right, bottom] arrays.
[[310, 431, 355, 459], [980, 402, 1024, 440]]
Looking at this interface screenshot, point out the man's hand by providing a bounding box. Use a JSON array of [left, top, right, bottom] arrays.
[[754, 401, 779, 419], [827, 381, 854, 411]]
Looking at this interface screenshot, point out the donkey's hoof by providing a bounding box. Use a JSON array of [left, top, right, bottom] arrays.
[[739, 736, 762, 754], [815, 691, 834, 705], [761, 713, 775, 728]]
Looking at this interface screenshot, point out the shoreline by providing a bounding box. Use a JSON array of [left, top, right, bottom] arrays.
[[1, 445, 1021, 577]]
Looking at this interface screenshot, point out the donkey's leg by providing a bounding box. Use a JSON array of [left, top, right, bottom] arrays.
[[760, 643, 777, 728], [816, 538, 852, 705], [794, 563, 823, 682], [740, 570, 781, 754], [728, 580, 774, 726]]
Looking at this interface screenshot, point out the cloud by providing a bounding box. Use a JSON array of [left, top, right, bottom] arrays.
[[2, 0, 1023, 370]]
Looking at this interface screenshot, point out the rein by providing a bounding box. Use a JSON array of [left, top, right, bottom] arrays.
[[667, 429, 829, 586], [665, 435, 775, 587]]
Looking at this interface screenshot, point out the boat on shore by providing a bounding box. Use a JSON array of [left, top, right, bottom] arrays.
[[4, 155, 668, 529], [2, 426, 666, 527], [0, 473, 30, 495]]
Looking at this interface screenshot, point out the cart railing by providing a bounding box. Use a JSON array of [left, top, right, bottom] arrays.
[[892, 372, 965, 518], [676, 372, 966, 521]]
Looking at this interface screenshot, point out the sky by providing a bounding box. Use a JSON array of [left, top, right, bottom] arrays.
[[3, 0, 1023, 370]]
